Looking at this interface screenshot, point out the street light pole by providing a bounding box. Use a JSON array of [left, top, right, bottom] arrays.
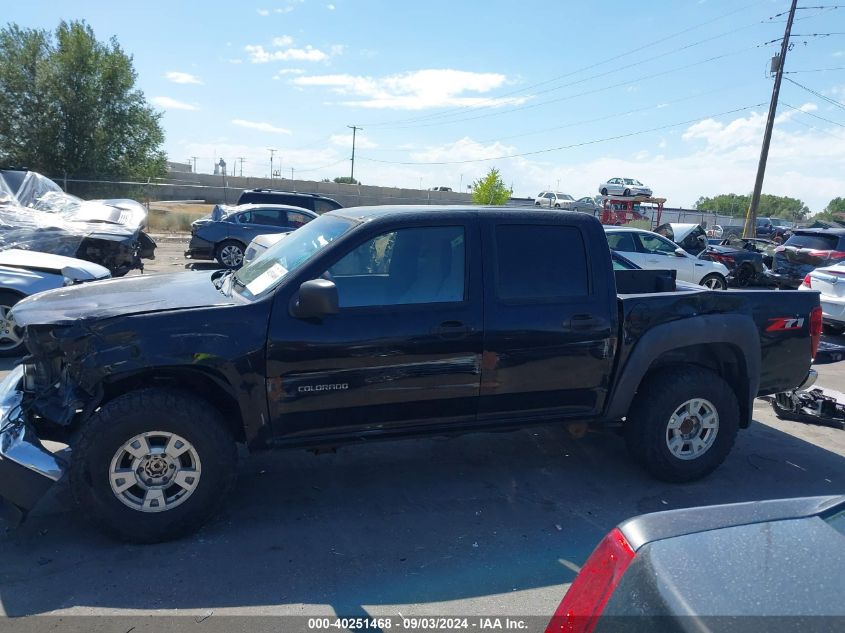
[[743, 0, 798, 238], [268, 148, 277, 180]]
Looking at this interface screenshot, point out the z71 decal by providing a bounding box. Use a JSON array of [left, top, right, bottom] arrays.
[[766, 317, 805, 332]]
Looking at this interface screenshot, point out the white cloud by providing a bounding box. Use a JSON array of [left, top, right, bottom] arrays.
[[152, 96, 198, 111], [164, 71, 203, 85], [834, 51, 844, 57], [272, 35, 294, 47], [681, 103, 817, 150], [327, 3, 336, 9], [228, 58, 243, 64], [257, 8, 270, 16], [231, 119, 292, 134], [330, 133, 377, 149], [292, 69, 528, 110], [273, 68, 305, 79], [245, 43, 330, 63]]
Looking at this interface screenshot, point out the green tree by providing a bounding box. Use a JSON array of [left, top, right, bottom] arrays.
[[470, 167, 511, 205], [695, 193, 809, 221], [0, 20, 165, 180], [333, 176, 359, 184]]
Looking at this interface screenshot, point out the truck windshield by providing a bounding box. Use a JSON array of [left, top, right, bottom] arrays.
[[232, 214, 355, 298]]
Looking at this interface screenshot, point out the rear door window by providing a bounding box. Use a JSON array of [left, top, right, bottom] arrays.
[[785, 233, 843, 250], [313, 199, 340, 214], [495, 225, 588, 300], [606, 232, 638, 253]]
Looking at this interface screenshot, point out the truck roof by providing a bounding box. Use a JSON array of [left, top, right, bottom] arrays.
[[329, 204, 600, 224]]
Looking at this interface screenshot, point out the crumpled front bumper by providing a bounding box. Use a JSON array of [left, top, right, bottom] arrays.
[[0, 366, 67, 524]]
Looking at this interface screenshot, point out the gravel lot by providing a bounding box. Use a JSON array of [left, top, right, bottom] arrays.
[[1, 237, 843, 627]]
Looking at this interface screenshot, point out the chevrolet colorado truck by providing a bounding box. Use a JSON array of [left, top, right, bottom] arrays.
[[0, 207, 822, 542]]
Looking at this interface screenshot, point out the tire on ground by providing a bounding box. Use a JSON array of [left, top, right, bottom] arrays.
[[69, 387, 238, 543], [624, 366, 739, 482], [215, 240, 245, 268], [0, 290, 25, 357]]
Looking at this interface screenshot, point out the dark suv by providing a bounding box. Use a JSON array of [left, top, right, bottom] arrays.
[[767, 228, 845, 288], [237, 189, 342, 214]]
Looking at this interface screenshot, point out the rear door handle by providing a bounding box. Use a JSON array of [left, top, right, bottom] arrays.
[[432, 321, 470, 336], [567, 314, 599, 330]]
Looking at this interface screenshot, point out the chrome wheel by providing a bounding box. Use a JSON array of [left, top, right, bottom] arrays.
[[0, 305, 23, 352], [219, 244, 243, 267], [702, 275, 727, 290], [109, 431, 202, 513], [666, 398, 719, 461]]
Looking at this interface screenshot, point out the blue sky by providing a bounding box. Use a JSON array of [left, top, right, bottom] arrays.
[[6, 0, 845, 209]]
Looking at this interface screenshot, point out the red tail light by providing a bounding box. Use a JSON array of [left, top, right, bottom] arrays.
[[710, 253, 736, 266], [545, 528, 636, 633], [808, 250, 845, 260], [802, 274, 812, 288], [810, 305, 823, 361]]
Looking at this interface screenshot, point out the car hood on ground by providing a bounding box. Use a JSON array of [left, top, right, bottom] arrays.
[[0, 249, 111, 280], [10, 271, 239, 327]]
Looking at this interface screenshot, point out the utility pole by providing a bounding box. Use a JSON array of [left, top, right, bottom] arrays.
[[236, 157, 245, 177], [190, 156, 198, 173], [268, 148, 277, 180], [743, 0, 798, 238], [347, 125, 362, 181]]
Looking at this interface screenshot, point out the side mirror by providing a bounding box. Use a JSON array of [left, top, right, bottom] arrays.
[[674, 247, 687, 257], [290, 278, 339, 319]]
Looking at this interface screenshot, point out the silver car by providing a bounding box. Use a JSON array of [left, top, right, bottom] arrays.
[[0, 249, 111, 356], [571, 196, 602, 215], [534, 191, 575, 209], [599, 177, 653, 197]]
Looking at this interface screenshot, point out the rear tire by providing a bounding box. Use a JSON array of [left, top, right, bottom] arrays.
[[600, 188, 608, 196], [625, 367, 739, 482], [623, 188, 631, 197], [700, 273, 727, 290], [69, 388, 238, 543], [215, 240, 245, 268], [0, 291, 25, 357]]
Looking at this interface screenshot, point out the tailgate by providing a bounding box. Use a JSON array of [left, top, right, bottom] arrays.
[[747, 289, 820, 394]]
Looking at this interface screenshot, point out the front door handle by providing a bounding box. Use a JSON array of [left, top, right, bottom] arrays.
[[432, 321, 470, 337]]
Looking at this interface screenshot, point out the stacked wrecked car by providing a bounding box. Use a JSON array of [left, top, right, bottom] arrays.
[[0, 169, 156, 277]]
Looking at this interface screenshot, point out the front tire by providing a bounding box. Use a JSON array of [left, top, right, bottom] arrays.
[[0, 291, 25, 357], [625, 367, 739, 482], [623, 188, 631, 196], [700, 273, 727, 290], [215, 240, 245, 268], [69, 388, 238, 543], [600, 188, 608, 196]]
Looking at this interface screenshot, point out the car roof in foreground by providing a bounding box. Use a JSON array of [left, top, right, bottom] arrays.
[[221, 203, 318, 214]]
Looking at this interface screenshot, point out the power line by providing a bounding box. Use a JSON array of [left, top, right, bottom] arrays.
[[784, 76, 845, 109], [782, 102, 845, 139], [782, 101, 845, 127], [358, 103, 767, 166], [391, 44, 765, 131], [358, 0, 770, 129], [783, 66, 845, 72]]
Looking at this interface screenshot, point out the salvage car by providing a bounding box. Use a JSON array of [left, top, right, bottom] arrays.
[[185, 203, 317, 268], [767, 228, 845, 289], [605, 226, 730, 289], [598, 178, 652, 197], [0, 249, 110, 356], [698, 238, 775, 287], [799, 261, 845, 335], [243, 232, 288, 267], [0, 169, 156, 276], [0, 207, 820, 542], [545, 496, 845, 633]]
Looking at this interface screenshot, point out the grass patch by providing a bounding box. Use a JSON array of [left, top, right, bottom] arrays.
[[147, 202, 214, 233]]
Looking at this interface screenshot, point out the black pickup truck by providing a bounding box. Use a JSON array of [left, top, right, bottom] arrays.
[[0, 207, 821, 542]]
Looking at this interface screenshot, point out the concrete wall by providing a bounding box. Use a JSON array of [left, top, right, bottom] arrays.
[[143, 172, 475, 207]]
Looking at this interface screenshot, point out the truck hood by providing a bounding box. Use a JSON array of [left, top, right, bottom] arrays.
[[10, 271, 238, 327]]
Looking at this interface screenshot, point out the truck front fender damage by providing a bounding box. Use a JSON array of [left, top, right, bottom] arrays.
[[0, 366, 68, 523]]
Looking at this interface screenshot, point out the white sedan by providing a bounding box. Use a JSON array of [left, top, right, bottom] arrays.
[[798, 262, 845, 335], [604, 227, 729, 289]]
